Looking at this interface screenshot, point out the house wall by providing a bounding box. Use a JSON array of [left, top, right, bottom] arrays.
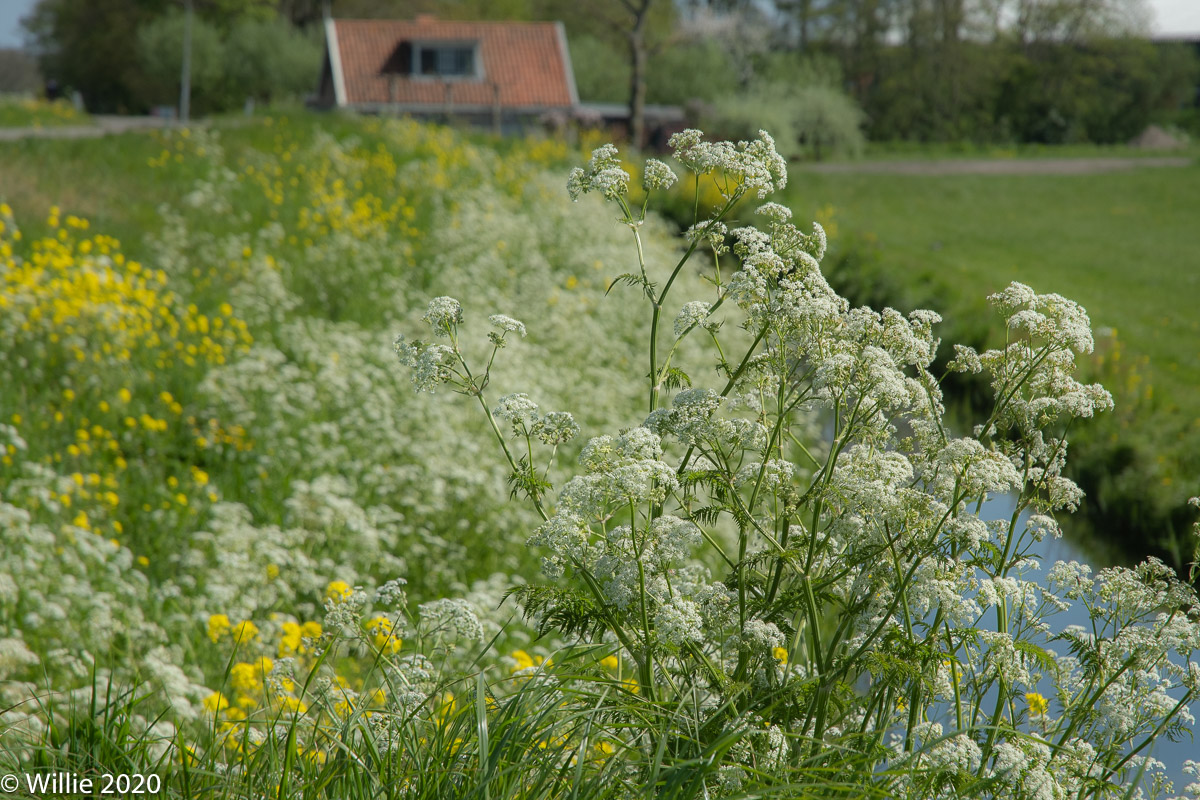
[[314, 54, 337, 109]]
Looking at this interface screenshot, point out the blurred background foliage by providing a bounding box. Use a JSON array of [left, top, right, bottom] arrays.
[[14, 0, 1200, 146]]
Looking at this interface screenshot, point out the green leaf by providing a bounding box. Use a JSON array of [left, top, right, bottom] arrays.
[[504, 585, 611, 639]]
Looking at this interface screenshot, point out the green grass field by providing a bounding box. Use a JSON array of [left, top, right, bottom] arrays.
[[0, 95, 89, 128], [787, 162, 1200, 400], [782, 160, 1200, 562]]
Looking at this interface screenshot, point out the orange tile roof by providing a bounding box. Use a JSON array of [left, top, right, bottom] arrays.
[[330, 18, 576, 110]]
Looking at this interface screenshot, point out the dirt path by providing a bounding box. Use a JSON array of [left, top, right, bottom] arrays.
[[0, 116, 188, 142], [798, 156, 1192, 176], [3, 119, 1191, 176]]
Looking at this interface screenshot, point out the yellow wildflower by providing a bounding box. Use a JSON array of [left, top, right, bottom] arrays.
[[365, 615, 402, 654], [207, 614, 231, 643], [1025, 692, 1049, 717], [325, 580, 353, 603], [231, 620, 259, 644], [436, 692, 457, 724], [279, 696, 307, 714], [230, 662, 262, 694], [510, 649, 544, 673], [203, 692, 230, 713], [279, 621, 302, 657]]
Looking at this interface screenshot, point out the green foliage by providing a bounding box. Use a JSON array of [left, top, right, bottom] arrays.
[[994, 38, 1199, 144], [711, 81, 865, 160], [568, 34, 629, 103], [571, 34, 741, 108], [25, 0, 322, 114], [23, 0, 171, 113], [223, 19, 323, 104], [137, 13, 322, 113], [137, 11, 226, 112], [198, 0, 278, 28], [646, 39, 739, 106], [867, 41, 1014, 143]]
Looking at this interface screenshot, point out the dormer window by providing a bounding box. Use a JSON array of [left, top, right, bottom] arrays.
[[418, 44, 476, 77], [379, 39, 482, 80]]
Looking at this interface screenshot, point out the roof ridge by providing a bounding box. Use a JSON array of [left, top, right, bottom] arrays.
[[332, 18, 564, 25]]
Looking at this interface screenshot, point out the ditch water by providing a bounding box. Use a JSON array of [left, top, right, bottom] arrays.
[[978, 492, 1198, 790]]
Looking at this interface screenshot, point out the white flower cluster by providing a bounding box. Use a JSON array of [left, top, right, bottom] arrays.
[[422, 295, 464, 335], [386, 127, 1200, 795], [978, 282, 1114, 437], [567, 144, 630, 202], [527, 427, 734, 646], [416, 598, 484, 642], [642, 158, 678, 191], [667, 129, 788, 198], [493, 393, 540, 435], [646, 388, 767, 453], [553, 429, 677, 520], [491, 393, 579, 445], [684, 220, 729, 255], [393, 335, 456, 393], [487, 314, 527, 337], [673, 300, 716, 337], [532, 411, 580, 446]]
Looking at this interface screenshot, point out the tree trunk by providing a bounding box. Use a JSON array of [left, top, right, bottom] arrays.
[[797, 0, 812, 51], [627, 0, 651, 149]]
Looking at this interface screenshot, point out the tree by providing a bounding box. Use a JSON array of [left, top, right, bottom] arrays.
[[137, 9, 225, 111], [224, 18, 323, 103], [23, 0, 171, 112], [557, 0, 675, 146], [0, 49, 42, 94], [621, 0, 654, 148]]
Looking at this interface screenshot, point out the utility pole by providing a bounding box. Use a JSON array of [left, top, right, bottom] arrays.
[[180, 0, 193, 123]]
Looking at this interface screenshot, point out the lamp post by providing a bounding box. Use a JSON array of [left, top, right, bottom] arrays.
[[180, 0, 193, 123]]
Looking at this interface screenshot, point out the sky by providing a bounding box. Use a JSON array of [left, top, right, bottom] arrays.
[[1, 0, 1199, 50]]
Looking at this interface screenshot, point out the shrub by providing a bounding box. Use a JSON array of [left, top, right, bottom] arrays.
[[711, 82, 865, 160], [223, 19, 323, 105]]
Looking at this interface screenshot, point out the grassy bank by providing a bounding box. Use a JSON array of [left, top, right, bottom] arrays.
[[3, 116, 1198, 797], [0, 95, 89, 128], [781, 157, 1200, 566]]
